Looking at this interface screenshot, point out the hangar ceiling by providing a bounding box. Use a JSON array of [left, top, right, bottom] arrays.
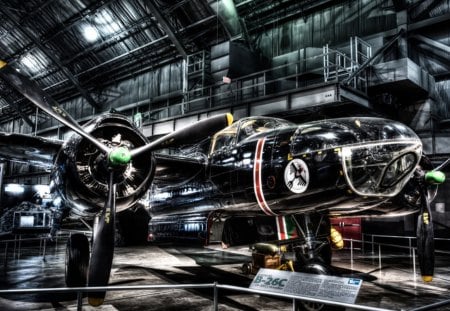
[[0, 0, 450, 129], [0, 0, 326, 125], [0, 0, 227, 123]]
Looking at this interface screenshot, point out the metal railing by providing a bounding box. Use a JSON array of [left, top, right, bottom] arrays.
[[0, 280, 449, 311], [344, 234, 450, 290], [0, 282, 395, 311], [149, 41, 370, 122], [2, 233, 450, 310], [361, 233, 450, 257]]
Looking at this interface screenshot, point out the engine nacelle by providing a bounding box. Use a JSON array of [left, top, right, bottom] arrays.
[[52, 114, 155, 217]]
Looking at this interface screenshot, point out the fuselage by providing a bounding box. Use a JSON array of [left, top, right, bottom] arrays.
[[150, 116, 423, 218]]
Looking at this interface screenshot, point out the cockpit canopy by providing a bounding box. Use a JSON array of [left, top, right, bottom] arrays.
[[209, 117, 294, 155]]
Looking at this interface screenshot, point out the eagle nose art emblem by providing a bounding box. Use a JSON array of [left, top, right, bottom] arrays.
[[284, 158, 309, 194]]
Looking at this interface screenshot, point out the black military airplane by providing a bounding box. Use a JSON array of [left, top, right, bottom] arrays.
[[0, 59, 447, 307], [148, 111, 447, 282]]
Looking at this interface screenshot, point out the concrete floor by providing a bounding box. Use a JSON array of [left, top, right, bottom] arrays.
[[0, 237, 450, 310]]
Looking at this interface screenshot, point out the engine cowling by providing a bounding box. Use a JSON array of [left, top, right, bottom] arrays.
[[52, 114, 155, 217]]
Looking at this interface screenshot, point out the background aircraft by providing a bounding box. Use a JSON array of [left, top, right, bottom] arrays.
[[0, 59, 447, 309]]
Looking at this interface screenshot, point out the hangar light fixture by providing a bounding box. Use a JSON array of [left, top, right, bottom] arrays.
[[95, 11, 121, 35], [20, 54, 42, 73], [83, 24, 99, 42], [4, 183, 24, 194]]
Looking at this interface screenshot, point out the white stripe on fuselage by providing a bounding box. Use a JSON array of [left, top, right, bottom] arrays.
[[253, 138, 277, 216]]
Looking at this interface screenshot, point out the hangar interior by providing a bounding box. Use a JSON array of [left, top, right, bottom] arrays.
[[1, 0, 450, 242], [0, 0, 450, 310]]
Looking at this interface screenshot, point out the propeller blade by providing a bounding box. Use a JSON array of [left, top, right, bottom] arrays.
[[417, 184, 434, 282], [130, 113, 233, 157], [433, 157, 450, 172], [87, 171, 116, 306], [0, 60, 110, 154]]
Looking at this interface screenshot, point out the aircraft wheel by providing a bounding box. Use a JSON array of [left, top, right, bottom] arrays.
[[242, 263, 252, 275], [65, 233, 90, 287], [295, 262, 345, 311]]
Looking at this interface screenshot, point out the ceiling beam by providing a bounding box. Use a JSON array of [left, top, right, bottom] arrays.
[[143, 1, 188, 59], [0, 6, 101, 110], [411, 34, 450, 55], [0, 84, 35, 128], [408, 12, 450, 32]]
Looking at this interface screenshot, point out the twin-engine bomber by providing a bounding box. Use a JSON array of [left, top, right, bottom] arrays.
[[0, 59, 447, 308]]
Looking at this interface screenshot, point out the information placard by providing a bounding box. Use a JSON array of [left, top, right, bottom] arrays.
[[250, 268, 362, 304]]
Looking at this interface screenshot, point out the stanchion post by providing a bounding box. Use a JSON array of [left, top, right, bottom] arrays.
[[412, 247, 416, 284], [77, 291, 83, 311], [361, 234, 365, 254], [213, 281, 218, 311], [42, 238, 47, 262], [409, 237, 412, 257], [378, 244, 382, 278], [350, 239, 354, 271], [18, 235, 21, 259], [371, 235, 374, 254], [3, 241, 8, 271]]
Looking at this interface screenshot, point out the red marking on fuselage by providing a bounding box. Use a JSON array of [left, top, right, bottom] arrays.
[[253, 138, 277, 216]]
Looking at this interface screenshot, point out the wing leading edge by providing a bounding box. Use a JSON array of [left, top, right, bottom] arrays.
[[0, 132, 63, 169]]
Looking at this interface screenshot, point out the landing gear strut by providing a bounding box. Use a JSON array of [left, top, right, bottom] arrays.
[[292, 213, 332, 269], [291, 213, 343, 311], [65, 233, 90, 287]]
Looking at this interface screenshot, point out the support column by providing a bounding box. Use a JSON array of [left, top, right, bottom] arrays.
[[0, 162, 4, 213]]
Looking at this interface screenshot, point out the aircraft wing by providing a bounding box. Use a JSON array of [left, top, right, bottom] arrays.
[[154, 152, 207, 185], [0, 132, 63, 169]]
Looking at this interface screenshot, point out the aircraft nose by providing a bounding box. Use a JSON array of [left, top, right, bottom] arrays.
[[341, 141, 422, 198]]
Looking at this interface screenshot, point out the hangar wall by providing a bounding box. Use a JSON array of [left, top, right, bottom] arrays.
[[3, 0, 449, 139]]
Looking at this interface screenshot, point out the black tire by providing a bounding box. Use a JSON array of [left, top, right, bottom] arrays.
[[242, 263, 252, 275], [296, 262, 345, 311], [65, 233, 90, 287]]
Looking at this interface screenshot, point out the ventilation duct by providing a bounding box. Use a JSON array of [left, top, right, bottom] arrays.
[[208, 0, 246, 41]]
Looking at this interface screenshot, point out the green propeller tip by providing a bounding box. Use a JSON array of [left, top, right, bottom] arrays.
[[109, 147, 131, 166], [425, 171, 445, 184]]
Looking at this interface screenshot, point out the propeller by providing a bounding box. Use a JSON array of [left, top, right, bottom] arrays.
[[416, 158, 446, 282], [416, 182, 434, 282], [0, 60, 233, 305], [87, 171, 116, 306]]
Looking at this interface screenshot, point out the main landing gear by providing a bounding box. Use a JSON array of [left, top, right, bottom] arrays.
[[242, 213, 343, 311], [65, 233, 90, 287], [290, 213, 344, 311]]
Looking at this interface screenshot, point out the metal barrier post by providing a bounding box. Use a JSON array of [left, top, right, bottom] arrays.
[[54, 233, 61, 256], [18, 235, 22, 259], [292, 298, 297, 311], [3, 241, 8, 271], [42, 238, 47, 262], [361, 234, 365, 254], [408, 237, 412, 257], [77, 291, 83, 311], [371, 235, 374, 254], [213, 281, 218, 311], [350, 239, 354, 271], [378, 244, 382, 278], [412, 247, 416, 285], [13, 235, 17, 260]]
